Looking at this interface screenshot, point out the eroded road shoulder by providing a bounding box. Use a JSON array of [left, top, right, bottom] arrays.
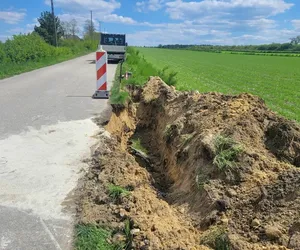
[[0, 119, 99, 250]]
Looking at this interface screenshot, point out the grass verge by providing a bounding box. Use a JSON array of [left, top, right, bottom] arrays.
[[123, 47, 177, 87], [110, 62, 129, 105], [109, 47, 178, 105]]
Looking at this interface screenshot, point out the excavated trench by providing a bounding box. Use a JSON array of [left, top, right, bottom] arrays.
[[78, 77, 300, 250], [129, 129, 173, 199]]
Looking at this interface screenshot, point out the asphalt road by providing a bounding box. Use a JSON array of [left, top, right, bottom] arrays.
[[0, 53, 117, 250]]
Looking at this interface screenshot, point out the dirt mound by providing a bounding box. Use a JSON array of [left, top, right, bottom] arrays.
[[77, 129, 208, 250], [77, 77, 300, 250]]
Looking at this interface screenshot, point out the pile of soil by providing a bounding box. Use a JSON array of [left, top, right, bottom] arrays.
[[77, 77, 300, 250]]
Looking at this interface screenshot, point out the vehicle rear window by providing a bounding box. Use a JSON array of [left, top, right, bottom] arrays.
[[101, 34, 125, 46]]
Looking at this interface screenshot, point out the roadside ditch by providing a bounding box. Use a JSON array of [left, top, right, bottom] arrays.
[[75, 77, 300, 250]]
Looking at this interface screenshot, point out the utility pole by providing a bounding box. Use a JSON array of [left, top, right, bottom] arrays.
[[99, 21, 101, 43], [51, 0, 58, 47], [90, 10, 93, 40]]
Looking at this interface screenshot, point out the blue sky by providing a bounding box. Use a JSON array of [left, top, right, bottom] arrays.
[[0, 0, 300, 46]]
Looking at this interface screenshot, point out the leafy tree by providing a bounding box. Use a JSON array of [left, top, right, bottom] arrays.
[[290, 36, 300, 45], [61, 21, 71, 37], [62, 19, 79, 39], [70, 19, 79, 37], [83, 19, 96, 39], [34, 11, 64, 46]]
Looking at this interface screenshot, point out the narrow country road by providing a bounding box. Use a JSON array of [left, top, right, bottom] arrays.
[[0, 53, 117, 250]]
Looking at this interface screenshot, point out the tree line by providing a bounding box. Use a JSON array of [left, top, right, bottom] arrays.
[[157, 36, 300, 53], [33, 11, 100, 46]]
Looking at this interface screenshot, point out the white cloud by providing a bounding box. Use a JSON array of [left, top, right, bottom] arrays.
[[136, 0, 165, 12], [245, 18, 277, 30], [0, 11, 26, 24], [165, 0, 293, 20], [45, 0, 135, 32], [7, 19, 39, 35], [127, 15, 300, 46], [104, 14, 136, 24], [127, 20, 234, 46], [127, 26, 298, 46], [26, 18, 39, 30], [44, 0, 120, 14], [291, 20, 300, 30], [127, 0, 293, 46], [58, 12, 135, 36], [0, 35, 10, 42], [8, 27, 28, 34]]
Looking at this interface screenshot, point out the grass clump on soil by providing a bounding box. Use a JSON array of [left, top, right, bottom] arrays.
[[123, 219, 133, 249], [200, 226, 231, 250], [196, 169, 209, 190], [75, 224, 121, 250], [131, 138, 148, 154], [213, 135, 243, 171], [108, 184, 130, 201]]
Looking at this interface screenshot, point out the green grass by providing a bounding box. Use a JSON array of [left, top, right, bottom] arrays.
[[75, 224, 121, 250], [131, 138, 148, 154], [110, 62, 129, 105], [200, 225, 230, 249], [0, 51, 90, 79], [137, 48, 300, 122], [221, 51, 300, 57], [108, 184, 130, 201], [110, 47, 178, 104], [213, 135, 243, 171]]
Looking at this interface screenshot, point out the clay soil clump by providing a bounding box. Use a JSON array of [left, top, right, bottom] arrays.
[[77, 77, 300, 250]]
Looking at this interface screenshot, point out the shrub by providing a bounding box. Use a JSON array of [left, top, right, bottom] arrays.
[[0, 43, 6, 62], [1, 33, 97, 65], [158, 66, 178, 86], [3, 33, 55, 63], [0, 33, 98, 79]]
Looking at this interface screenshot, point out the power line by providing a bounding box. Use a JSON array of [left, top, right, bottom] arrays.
[[50, 0, 58, 47]]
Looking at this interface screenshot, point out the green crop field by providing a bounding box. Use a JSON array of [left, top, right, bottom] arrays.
[[137, 48, 300, 122]]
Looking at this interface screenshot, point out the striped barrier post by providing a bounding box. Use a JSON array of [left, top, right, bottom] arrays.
[[92, 48, 109, 99]]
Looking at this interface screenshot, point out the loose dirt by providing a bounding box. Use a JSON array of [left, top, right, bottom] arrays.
[[77, 77, 300, 250]]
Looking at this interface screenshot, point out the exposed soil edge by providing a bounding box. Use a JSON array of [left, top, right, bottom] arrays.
[[76, 77, 300, 250]]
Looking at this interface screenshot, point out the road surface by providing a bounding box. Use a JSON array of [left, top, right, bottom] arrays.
[[0, 53, 117, 250]]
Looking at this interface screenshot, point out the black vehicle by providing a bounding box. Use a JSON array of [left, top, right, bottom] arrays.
[[100, 33, 127, 62]]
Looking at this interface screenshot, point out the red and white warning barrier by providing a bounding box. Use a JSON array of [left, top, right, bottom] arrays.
[[92, 48, 109, 99]]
